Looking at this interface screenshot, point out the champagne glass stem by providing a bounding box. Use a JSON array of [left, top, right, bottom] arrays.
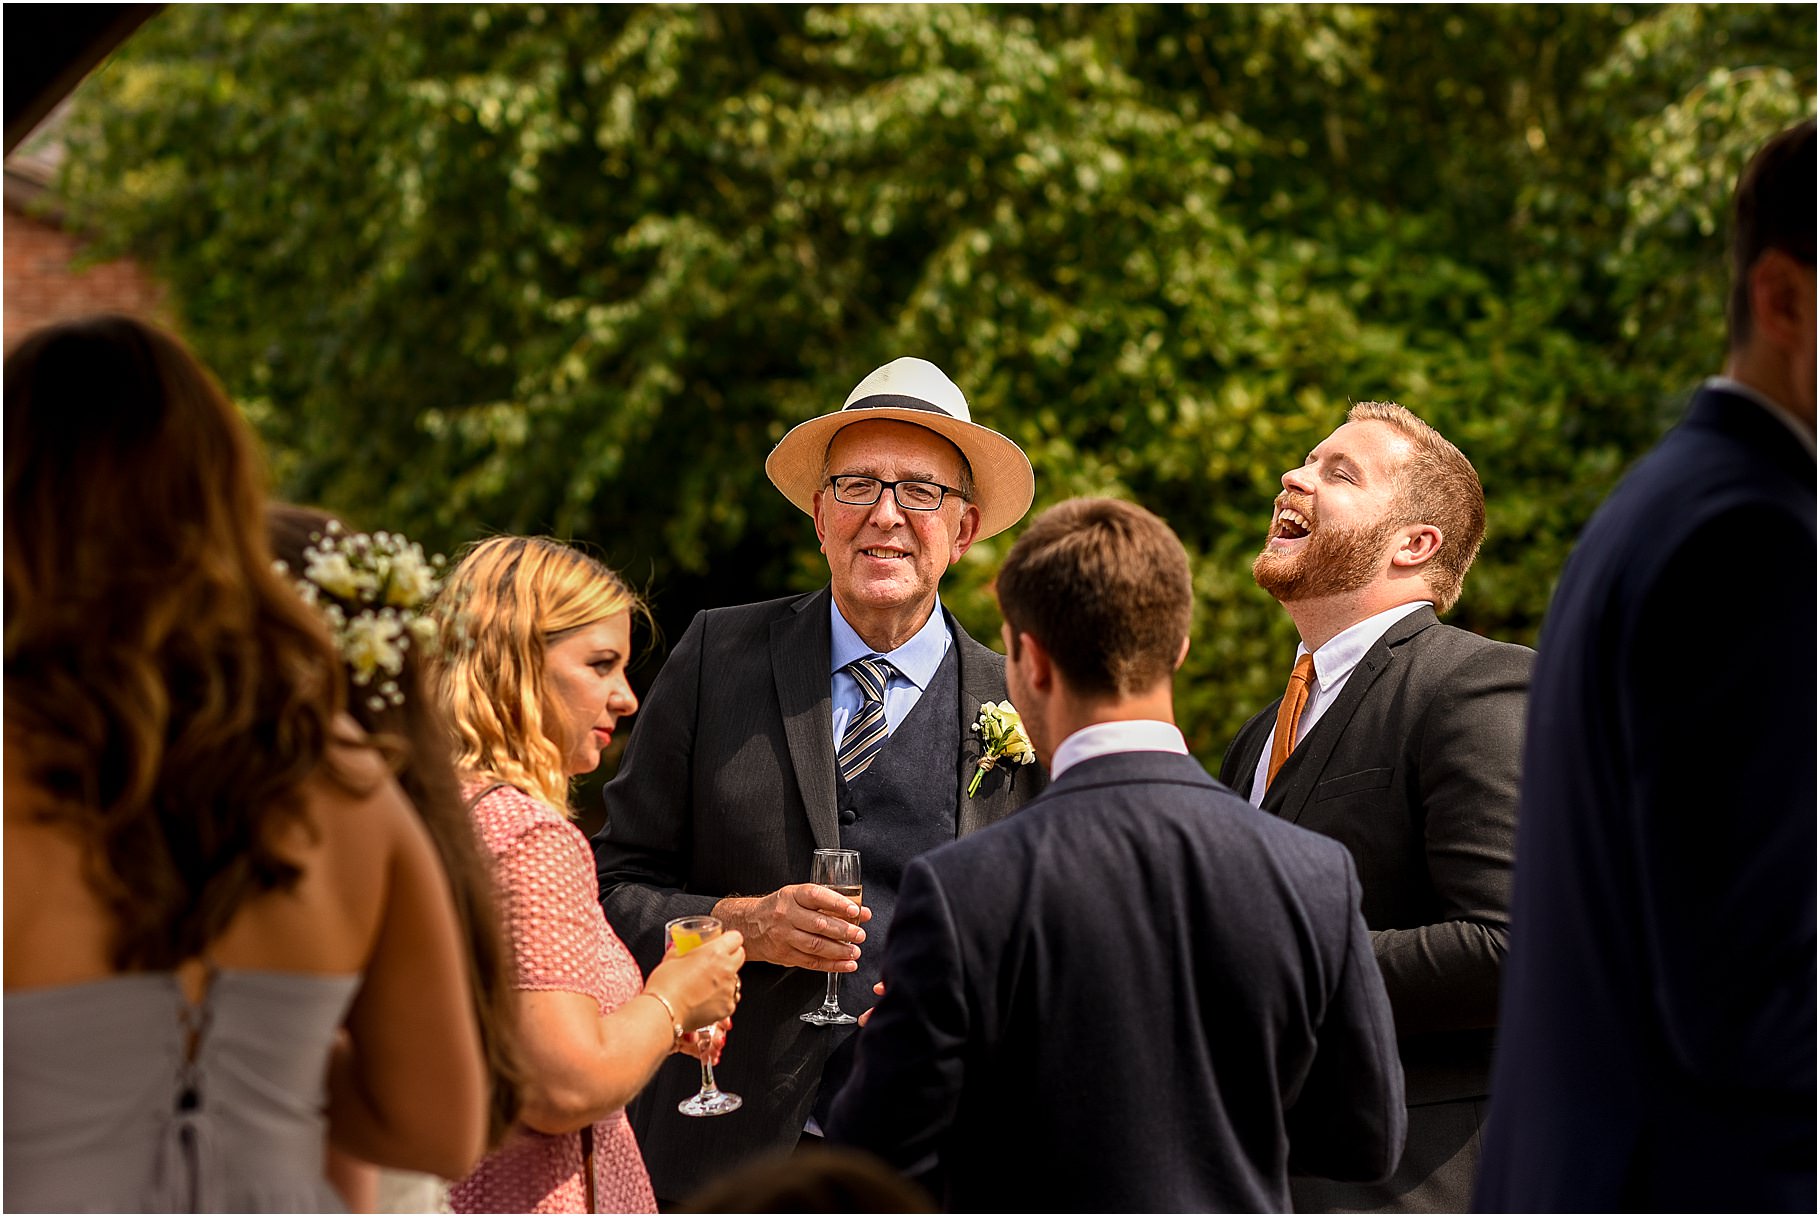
[[678, 1022, 741, 1115], [822, 971, 840, 1012], [697, 1034, 718, 1095]]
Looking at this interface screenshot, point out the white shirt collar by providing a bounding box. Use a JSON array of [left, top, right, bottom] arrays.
[[1049, 719, 1189, 779], [828, 596, 950, 690], [1704, 376, 1816, 459], [1300, 601, 1431, 692]]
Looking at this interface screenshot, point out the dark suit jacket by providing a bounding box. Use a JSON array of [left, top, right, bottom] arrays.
[[592, 587, 1042, 1200], [1221, 609, 1532, 1208], [825, 750, 1406, 1213], [1475, 387, 1817, 1213]]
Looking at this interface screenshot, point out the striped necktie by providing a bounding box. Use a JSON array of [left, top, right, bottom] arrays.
[[837, 657, 893, 782]]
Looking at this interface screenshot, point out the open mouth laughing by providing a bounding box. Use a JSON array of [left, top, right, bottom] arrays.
[[1270, 499, 1313, 545]]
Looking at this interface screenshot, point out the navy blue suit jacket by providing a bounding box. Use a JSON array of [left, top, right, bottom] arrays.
[[825, 749, 1405, 1213], [1475, 386, 1817, 1212]]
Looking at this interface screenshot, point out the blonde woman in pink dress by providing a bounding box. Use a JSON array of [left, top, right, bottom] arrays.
[[430, 537, 744, 1213]]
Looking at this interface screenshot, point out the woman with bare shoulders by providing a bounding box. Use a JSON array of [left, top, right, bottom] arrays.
[[268, 504, 524, 1212], [3, 316, 487, 1212], [428, 537, 743, 1214]]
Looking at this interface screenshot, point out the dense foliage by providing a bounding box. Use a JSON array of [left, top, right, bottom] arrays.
[[55, 3, 1815, 761]]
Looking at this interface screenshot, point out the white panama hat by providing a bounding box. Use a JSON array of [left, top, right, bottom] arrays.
[[764, 357, 1035, 540]]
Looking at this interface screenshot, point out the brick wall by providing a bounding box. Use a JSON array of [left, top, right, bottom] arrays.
[[5, 196, 165, 353]]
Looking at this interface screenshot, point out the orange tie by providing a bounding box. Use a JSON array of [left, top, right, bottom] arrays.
[[1266, 653, 1317, 789]]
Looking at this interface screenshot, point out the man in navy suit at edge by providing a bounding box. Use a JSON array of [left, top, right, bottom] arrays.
[[1475, 120, 1815, 1212], [826, 497, 1405, 1212]]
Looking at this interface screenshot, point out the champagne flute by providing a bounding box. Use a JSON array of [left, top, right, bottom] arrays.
[[800, 848, 862, 1026], [664, 915, 743, 1117]]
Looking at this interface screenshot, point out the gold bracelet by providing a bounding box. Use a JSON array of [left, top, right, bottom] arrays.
[[640, 990, 684, 1052]]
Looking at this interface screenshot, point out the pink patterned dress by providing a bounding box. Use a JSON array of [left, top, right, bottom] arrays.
[[451, 782, 658, 1214]]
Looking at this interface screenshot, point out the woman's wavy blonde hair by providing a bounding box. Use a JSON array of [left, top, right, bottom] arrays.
[[429, 536, 646, 815]]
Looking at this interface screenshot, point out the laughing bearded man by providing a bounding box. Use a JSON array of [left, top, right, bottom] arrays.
[[1219, 402, 1534, 1213]]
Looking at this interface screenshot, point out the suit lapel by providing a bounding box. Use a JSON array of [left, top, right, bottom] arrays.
[[1262, 606, 1439, 824], [772, 587, 839, 850], [952, 613, 1011, 837]]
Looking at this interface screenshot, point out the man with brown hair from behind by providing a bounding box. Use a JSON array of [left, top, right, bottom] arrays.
[[826, 497, 1405, 1212]]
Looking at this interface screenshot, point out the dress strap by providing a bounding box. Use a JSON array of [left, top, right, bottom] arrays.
[[465, 781, 513, 813], [581, 1123, 598, 1213]]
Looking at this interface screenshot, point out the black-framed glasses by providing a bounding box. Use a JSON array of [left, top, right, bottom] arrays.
[[826, 475, 968, 511]]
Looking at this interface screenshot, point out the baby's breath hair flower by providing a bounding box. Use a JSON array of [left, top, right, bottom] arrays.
[[276, 524, 448, 710], [303, 549, 360, 601]]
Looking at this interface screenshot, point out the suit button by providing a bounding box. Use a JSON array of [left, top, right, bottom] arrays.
[[838, 808, 858, 826]]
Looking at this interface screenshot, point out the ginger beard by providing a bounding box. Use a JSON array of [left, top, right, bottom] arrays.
[[1252, 493, 1402, 603]]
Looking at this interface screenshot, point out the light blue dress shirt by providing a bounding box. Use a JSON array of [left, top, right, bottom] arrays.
[[828, 599, 953, 743]]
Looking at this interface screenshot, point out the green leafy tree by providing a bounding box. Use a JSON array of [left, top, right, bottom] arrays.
[[56, 3, 1815, 762]]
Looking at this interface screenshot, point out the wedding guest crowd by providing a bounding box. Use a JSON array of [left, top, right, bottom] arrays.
[[3, 117, 1811, 1215]]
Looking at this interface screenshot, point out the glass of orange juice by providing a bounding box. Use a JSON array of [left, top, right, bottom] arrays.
[[664, 915, 742, 1117]]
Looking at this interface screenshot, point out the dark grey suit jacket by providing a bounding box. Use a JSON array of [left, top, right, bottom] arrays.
[[592, 586, 1042, 1200], [1221, 608, 1532, 1208], [826, 750, 1406, 1213]]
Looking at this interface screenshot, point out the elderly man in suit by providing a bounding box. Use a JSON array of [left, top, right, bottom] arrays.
[[1475, 121, 1816, 1213], [1219, 402, 1533, 1213], [593, 357, 1045, 1202], [826, 497, 1406, 1211]]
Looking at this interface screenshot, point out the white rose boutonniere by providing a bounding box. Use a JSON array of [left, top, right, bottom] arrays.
[[969, 700, 1036, 797]]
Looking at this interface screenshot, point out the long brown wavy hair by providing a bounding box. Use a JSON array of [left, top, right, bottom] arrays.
[[268, 503, 523, 1147], [4, 316, 348, 971]]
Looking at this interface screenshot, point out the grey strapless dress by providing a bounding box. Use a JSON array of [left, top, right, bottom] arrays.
[[5, 969, 361, 1213]]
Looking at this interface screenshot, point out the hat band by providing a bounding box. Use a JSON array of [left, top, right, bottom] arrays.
[[843, 393, 951, 416]]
